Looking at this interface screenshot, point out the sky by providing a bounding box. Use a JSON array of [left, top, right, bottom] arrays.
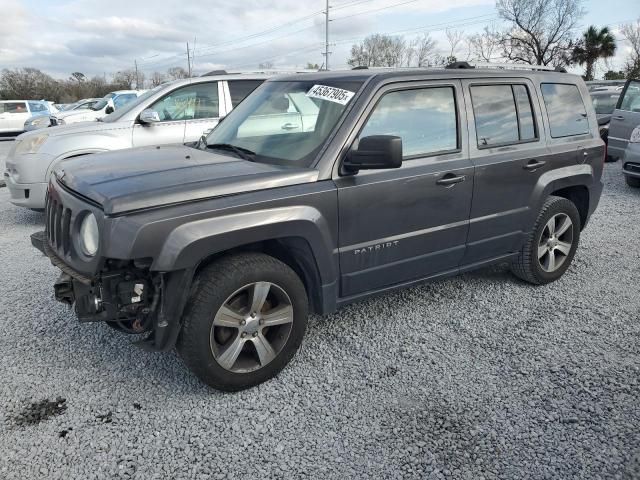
[[0, 0, 638, 80]]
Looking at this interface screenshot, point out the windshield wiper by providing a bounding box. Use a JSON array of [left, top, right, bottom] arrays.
[[206, 143, 256, 161]]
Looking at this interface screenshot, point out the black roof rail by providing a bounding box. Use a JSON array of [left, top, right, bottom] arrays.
[[445, 61, 474, 69], [554, 66, 567, 73], [201, 70, 228, 77], [352, 66, 369, 70]]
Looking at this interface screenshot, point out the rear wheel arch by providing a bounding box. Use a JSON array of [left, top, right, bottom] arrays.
[[550, 185, 589, 230]]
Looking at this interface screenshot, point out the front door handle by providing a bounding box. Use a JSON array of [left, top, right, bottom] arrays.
[[613, 115, 625, 120], [523, 160, 546, 171], [436, 174, 466, 186], [281, 123, 299, 130]]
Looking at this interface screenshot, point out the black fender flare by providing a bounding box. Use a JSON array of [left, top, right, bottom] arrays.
[[152, 205, 337, 287]]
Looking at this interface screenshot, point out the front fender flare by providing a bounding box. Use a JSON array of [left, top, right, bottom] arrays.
[[152, 205, 337, 285]]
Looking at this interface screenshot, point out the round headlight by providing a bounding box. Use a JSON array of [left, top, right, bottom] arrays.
[[79, 213, 99, 256]]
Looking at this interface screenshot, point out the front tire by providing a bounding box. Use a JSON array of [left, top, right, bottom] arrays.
[[626, 175, 640, 188], [511, 196, 581, 285], [177, 253, 308, 391]]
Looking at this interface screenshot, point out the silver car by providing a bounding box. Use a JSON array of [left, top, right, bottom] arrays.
[[5, 74, 268, 210], [24, 98, 101, 132]]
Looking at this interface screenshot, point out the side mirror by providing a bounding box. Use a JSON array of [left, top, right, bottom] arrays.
[[105, 105, 114, 115], [139, 109, 161, 124], [343, 135, 402, 174]]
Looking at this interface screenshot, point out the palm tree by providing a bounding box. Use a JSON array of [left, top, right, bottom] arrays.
[[572, 26, 617, 81]]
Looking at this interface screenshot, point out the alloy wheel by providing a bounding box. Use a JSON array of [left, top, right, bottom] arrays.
[[210, 282, 294, 373], [537, 213, 574, 273]]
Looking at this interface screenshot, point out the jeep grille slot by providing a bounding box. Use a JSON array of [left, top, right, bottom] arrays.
[[45, 193, 72, 254]]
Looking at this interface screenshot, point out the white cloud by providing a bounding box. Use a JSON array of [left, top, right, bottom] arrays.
[[2, 0, 631, 79]]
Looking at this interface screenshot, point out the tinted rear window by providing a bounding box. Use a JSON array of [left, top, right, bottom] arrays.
[[541, 83, 589, 138], [470, 84, 537, 147]]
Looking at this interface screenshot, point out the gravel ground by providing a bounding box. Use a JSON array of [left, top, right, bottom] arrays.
[[0, 157, 639, 479]]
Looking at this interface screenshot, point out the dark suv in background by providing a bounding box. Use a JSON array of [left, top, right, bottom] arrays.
[[32, 65, 604, 391]]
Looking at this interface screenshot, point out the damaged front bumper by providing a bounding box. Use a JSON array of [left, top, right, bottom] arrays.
[[31, 231, 193, 352]]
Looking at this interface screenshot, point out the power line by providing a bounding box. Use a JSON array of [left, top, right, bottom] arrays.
[[332, 0, 425, 22]]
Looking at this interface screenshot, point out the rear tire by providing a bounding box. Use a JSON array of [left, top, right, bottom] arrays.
[[177, 252, 308, 391], [625, 175, 640, 188], [511, 196, 581, 285]]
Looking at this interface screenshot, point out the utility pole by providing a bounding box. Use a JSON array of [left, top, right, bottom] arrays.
[[192, 36, 196, 75], [186, 42, 192, 77], [323, 0, 331, 70], [134, 59, 139, 89]]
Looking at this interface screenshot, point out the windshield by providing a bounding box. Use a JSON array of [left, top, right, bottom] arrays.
[[591, 93, 620, 115], [0, 102, 28, 114], [90, 99, 108, 111], [102, 86, 164, 123], [203, 80, 363, 167]]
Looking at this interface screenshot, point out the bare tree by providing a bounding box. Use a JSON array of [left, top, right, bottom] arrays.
[[445, 29, 464, 58], [348, 34, 409, 68], [0, 68, 61, 100], [410, 33, 437, 67], [166, 67, 189, 81], [497, 0, 584, 66], [0, 68, 128, 102], [112, 69, 137, 89], [258, 61, 274, 70], [150, 71, 166, 87], [468, 26, 501, 62], [621, 19, 640, 77]]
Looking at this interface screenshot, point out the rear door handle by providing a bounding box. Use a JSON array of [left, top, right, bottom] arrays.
[[523, 160, 546, 171], [436, 174, 466, 186], [281, 123, 299, 130]]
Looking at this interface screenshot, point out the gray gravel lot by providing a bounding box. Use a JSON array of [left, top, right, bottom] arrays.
[[0, 151, 638, 479]]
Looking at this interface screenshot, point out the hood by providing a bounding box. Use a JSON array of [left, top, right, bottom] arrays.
[[21, 119, 130, 141], [54, 108, 103, 122], [55, 145, 319, 215]]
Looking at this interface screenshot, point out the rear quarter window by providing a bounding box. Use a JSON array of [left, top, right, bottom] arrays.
[[541, 83, 589, 138]]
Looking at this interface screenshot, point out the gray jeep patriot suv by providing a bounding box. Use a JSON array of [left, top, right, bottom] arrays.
[[32, 65, 604, 391]]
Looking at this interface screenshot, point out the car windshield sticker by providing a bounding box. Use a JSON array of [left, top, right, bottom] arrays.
[[306, 85, 355, 105]]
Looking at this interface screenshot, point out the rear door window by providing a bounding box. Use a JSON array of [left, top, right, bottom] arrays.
[[228, 80, 264, 106], [513, 85, 536, 141], [470, 84, 538, 147], [540, 83, 589, 137]]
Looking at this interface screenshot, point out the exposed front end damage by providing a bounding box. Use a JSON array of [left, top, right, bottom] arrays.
[[31, 230, 192, 352]]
